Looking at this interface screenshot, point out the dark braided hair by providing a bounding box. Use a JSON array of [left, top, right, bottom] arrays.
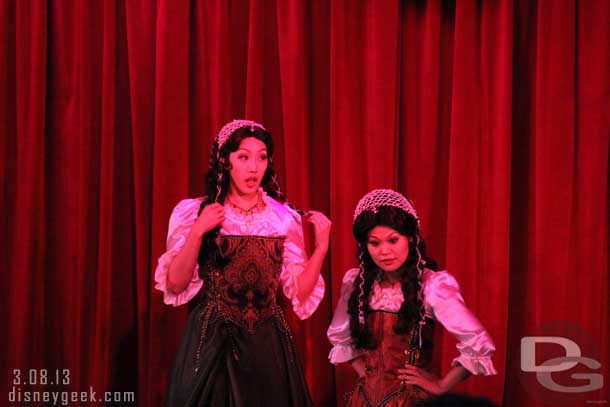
[[197, 125, 301, 269], [347, 206, 437, 349]]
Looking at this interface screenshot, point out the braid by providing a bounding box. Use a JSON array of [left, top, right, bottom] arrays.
[[264, 165, 306, 216], [196, 137, 228, 270], [357, 250, 366, 325], [414, 234, 427, 346], [347, 245, 379, 349], [205, 141, 230, 204], [394, 239, 424, 335]]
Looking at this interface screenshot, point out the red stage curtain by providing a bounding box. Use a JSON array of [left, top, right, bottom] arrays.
[[1, 1, 608, 406]]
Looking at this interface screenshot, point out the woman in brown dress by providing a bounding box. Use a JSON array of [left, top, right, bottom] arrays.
[[328, 189, 496, 407]]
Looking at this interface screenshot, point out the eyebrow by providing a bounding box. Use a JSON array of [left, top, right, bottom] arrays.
[[368, 232, 399, 240], [236, 147, 267, 153]]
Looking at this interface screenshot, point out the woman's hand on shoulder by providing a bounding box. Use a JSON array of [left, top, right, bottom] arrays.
[[304, 211, 331, 252], [192, 203, 225, 237]]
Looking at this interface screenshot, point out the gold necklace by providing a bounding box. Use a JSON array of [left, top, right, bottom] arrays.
[[226, 193, 265, 215]]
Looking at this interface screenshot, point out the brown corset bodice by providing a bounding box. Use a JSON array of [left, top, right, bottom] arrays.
[[200, 235, 285, 334], [364, 311, 434, 375], [350, 312, 434, 407]]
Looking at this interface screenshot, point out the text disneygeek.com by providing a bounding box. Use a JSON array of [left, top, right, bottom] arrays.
[[9, 369, 135, 405], [9, 386, 135, 405]]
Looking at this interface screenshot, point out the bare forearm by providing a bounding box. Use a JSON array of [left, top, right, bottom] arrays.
[[397, 363, 471, 394], [439, 365, 471, 391], [166, 229, 204, 293], [296, 246, 327, 302], [350, 356, 367, 377]]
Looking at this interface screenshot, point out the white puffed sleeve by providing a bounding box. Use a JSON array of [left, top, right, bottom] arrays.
[[327, 268, 365, 364], [424, 270, 497, 376], [154, 198, 204, 306], [278, 207, 325, 320]]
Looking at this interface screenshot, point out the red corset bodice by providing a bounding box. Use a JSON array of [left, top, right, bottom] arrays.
[[201, 235, 285, 334]]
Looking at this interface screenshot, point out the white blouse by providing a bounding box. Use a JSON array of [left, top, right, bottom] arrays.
[[154, 194, 325, 320], [327, 267, 497, 376]]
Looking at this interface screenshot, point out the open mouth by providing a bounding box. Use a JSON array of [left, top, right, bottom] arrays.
[[245, 177, 258, 186]]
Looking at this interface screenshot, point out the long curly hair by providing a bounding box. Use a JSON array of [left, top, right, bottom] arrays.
[[196, 125, 294, 269], [347, 205, 437, 349]]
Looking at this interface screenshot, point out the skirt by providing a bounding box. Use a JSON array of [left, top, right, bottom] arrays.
[[164, 303, 313, 407]]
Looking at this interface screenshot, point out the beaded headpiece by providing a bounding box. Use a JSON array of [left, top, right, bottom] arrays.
[[215, 119, 266, 151], [353, 189, 419, 225], [353, 188, 427, 348]]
